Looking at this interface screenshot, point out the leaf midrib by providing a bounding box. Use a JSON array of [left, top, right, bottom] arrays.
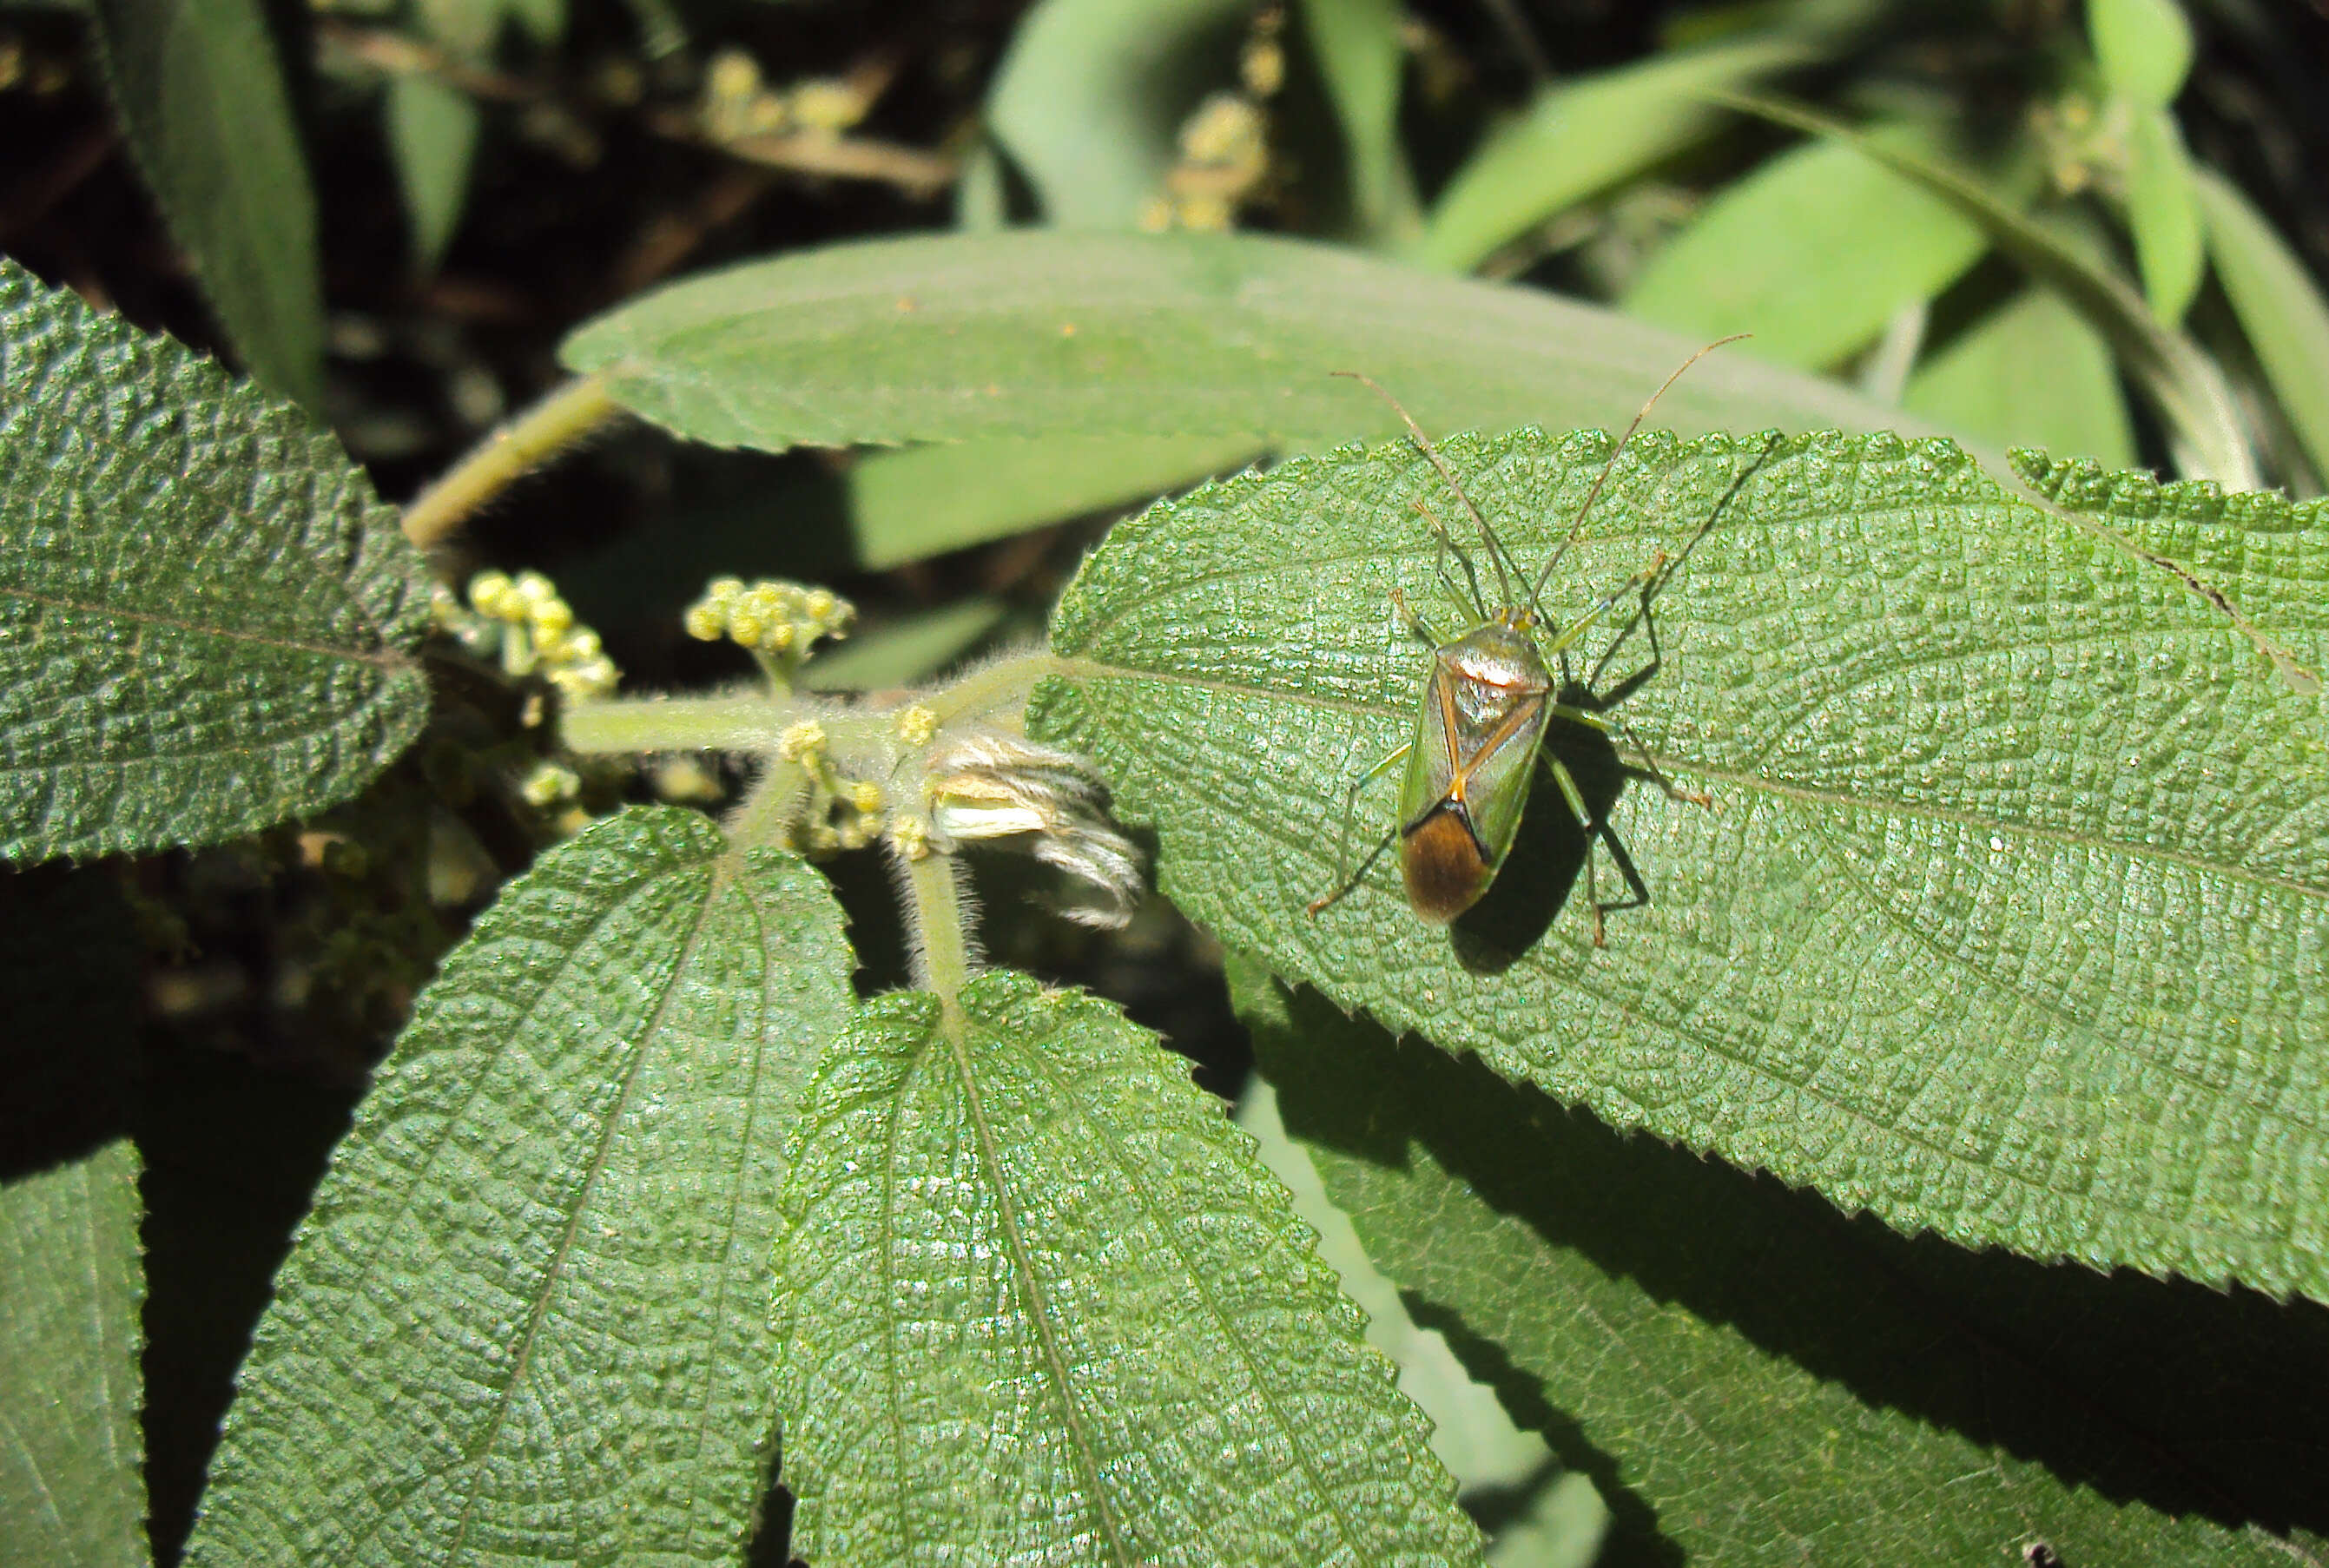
[[1058, 656, 2328, 906]]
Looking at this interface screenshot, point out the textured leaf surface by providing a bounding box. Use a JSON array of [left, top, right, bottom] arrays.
[[560, 231, 1948, 457], [89, 0, 323, 404], [0, 1141, 148, 1568], [1903, 284, 2135, 468], [1242, 969, 2329, 1565], [1034, 428, 2329, 1298], [1622, 122, 2001, 369], [0, 258, 432, 861], [184, 808, 854, 1567], [773, 972, 1484, 1566]]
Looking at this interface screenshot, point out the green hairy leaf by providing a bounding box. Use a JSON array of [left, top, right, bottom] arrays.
[[773, 972, 1484, 1566], [0, 1141, 148, 1568], [560, 231, 1947, 458], [0, 258, 433, 862], [1033, 428, 2329, 1299], [1242, 970, 2329, 1565], [89, 0, 324, 405], [185, 808, 854, 1567]]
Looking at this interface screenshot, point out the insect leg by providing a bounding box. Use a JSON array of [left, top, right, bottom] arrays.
[[1540, 751, 1652, 946], [1413, 498, 1489, 625], [1307, 741, 1414, 917], [1549, 700, 1713, 810]]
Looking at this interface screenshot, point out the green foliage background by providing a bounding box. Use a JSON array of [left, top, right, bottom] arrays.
[[3, 1, 2328, 1565]]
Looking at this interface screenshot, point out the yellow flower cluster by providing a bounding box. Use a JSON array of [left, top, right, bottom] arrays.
[[683, 577, 854, 682], [461, 570, 620, 700]]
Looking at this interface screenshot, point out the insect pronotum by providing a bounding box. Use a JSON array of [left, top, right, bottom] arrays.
[[1304, 339, 1743, 942]]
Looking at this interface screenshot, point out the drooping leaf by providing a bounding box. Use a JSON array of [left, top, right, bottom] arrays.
[[1725, 93, 2254, 484], [387, 73, 483, 273], [2123, 103, 2205, 323], [1240, 967, 2329, 1565], [846, 432, 1261, 568], [1621, 121, 2007, 370], [2195, 167, 2329, 489], [772, 972, 1485, 1565], [1033, 427, 2329, 1300], [1414, 35, 1826, 275], [561, 231, 1953, 457], [1296, 0, 1415, 245], [1903, 284, 2136, 469], [88, 0, 324, 405], [0, 258, 433, 863], [986, 0, 1253, 228], [2088, 0, 2194, 110], [0, 1141, 148, 1568], [183, 807, 854, 1567]]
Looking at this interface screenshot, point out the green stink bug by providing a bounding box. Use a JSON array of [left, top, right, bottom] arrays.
[[1304, 343, 1738, 941]]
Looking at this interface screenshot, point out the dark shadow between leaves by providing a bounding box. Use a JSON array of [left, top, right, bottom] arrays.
[[0, 865, 140, 1179], [1251, 983, 2329, 1547]]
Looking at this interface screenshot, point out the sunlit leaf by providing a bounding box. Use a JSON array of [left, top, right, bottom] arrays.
[[0, 258, 432, 862], [1621, 121, 2004, 369], [0, 1141, 147, 1568], [847, 432, 1261, 568], [2088, 0, 2194, 110], [1414, 36, 1823, 274], [773, 972, 1486, 1565], [1903, 284, 2135, 469], [1243, 969, 2329, 1565], [987, 0, 1252, 227], [562, 231, 1952, 456], [1724, 92, 2254, 484], [1296, 0, 1415, 244], [2123, 104, 2204, 323], [1034, 427, 2329, 1300], [184, 808, 854, 1567], [2195, 167, 2329, 489]]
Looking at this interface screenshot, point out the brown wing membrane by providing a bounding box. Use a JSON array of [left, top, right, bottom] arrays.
[[1401, 805, 1491, 924]]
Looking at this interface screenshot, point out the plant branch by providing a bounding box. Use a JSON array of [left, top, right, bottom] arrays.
[[404, 375, 624, 550]]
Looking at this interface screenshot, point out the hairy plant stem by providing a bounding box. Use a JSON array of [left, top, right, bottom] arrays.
[[900, 850, 976, 1024], [558, 649, 1060, 758], [403, 374, 624, 550]]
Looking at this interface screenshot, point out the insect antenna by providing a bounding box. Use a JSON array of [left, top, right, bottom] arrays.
[[1334, 371, 1523, 614], [1521, 334, 1752, 623]]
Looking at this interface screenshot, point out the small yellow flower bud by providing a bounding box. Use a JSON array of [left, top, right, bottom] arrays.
[[847, 780, 884, 814], [729, 607, 767, 646], [894, 703, 939, 746], [468, 570, 513, 616], [519, 762, 580, 807], [708, 576, 745, 603], [888, 814, 932, 860], [511, 571, 556, 607], [530, 597, 574, 635], [778, 720, 827, 761], [683, 604, 724, 641]]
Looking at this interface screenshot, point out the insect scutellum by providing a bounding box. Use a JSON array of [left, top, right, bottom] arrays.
[[1304, 339, 1743, 942]]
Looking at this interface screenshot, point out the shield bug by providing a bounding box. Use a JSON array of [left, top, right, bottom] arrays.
[[1304, 341, 1740, 942]]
